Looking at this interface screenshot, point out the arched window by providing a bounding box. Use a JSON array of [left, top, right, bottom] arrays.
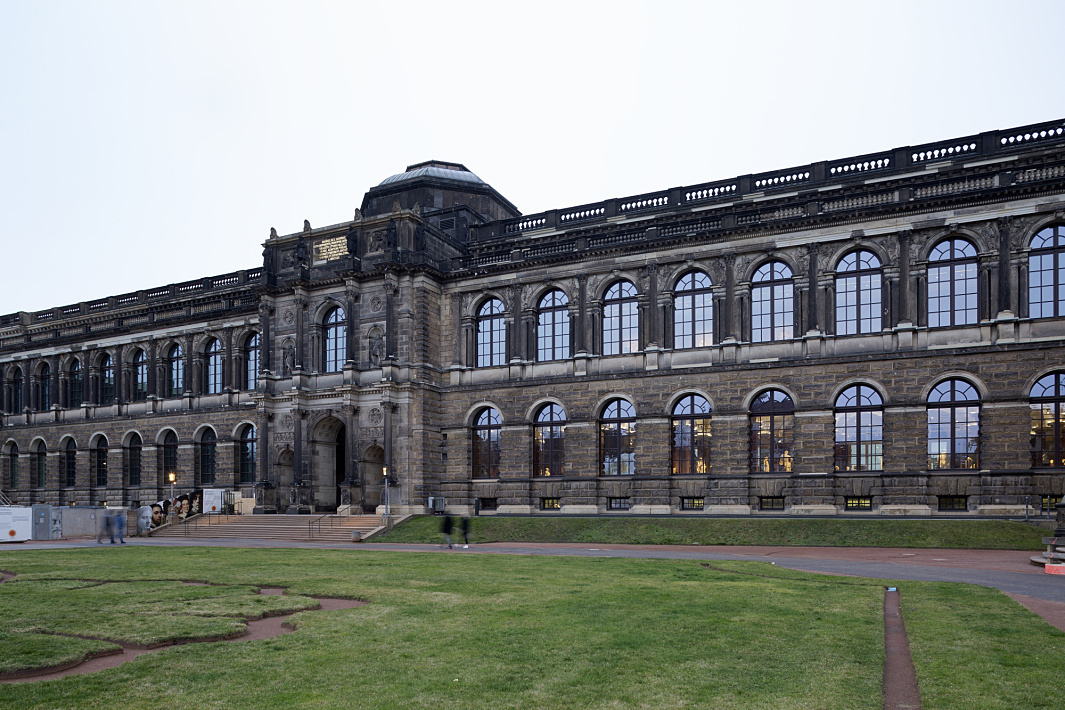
[[132, 350, 147, 402], [471, 408, 502, 478], [238, 424, 257, 483], [674, 272, 713, 349], [244, 333, 260, 390], [537, 291, 570, 361], [834, 385, 883, 472], [127, 433, 142, 486], [477, 299, 506, 367], [751, 262, 794, 343], [162, 431, 178, 480], [204, 339, 222, 394], [1030, 373, 1065, 467], [1028, 226, 1065, 318], [67, 359, 83, 407], [927, 379, 980, 470], [99, 354, 114, 404], [166, 345, 184, 397], [750, 389, 794, 473], [671, 394, 711, 475], [7, 443, 18, 488], [198, 429, 217, 485], [533, 404, 566, 477], [928, 239, 977, 327], [64, 439, 77, 487], [603, 281, 639, 355], [37, 363, 52, 411], [323, 307, 347, 373], [92, 437, 108, 487], [10, 367, 23, 413], [836, 251, 882, 335], [34, 441, 46, 489], [600, 399, 636, 476]]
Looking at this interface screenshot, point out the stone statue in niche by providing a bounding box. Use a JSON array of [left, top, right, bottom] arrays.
[[262, 245, 274, 272], [347, 225, 358, 254], [369, 230, 384, 252], [370, 333, 384, 366], [282, 343, 295, 376], [303, 219, 312, 232], [294, 237, 308, 266], [414, 222, 426, 252], [386, 219, 397, 248]]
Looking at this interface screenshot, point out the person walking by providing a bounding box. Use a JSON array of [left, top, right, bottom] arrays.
[[111, 510, 126, 544], [96, 509, 112, 544], [461, 516, 471, 548], [440, 514, 454, 549]]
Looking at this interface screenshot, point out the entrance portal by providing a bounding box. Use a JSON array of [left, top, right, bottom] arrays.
[[311, 417, 346, 512], [362, 445, 384, 513]]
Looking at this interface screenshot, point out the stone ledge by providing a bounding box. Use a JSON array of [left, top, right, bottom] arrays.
[[880, 505, 933, 516]]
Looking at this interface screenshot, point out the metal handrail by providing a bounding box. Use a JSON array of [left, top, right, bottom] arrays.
[[308, 513, 338, 538]]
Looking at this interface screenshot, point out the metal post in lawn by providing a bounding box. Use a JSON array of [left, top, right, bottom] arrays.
[[383, 465, 390, 516]]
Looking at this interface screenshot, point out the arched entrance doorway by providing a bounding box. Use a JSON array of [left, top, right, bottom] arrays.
[[311, 417, 346, 511], [362, 444, 384, 513]]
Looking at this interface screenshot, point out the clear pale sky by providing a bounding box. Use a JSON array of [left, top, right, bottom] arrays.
[[2, 0, 1063, 313]]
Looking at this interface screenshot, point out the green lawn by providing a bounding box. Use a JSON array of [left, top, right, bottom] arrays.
[[374, 515, 1047, 549], [0, 547, 1060, 709]]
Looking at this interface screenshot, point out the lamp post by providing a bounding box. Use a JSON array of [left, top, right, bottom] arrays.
[[382, 465, 389, 516], [168, 472, 175, 507]]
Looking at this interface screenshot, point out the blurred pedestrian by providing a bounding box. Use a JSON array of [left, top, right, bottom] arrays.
[[461, 516, 471, 548], [441, 514, 453, 549]]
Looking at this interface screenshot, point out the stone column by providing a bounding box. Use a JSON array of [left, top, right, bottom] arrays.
[[294, 295, 307, 371], [450, 293, 464, 367]]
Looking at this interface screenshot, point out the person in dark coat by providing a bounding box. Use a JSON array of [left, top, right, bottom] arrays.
[[441, 514, 454, 549], [461, 516, 471, 548]]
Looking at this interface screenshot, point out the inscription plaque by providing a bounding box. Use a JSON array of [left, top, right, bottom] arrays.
[[313, 236, 348, 263]]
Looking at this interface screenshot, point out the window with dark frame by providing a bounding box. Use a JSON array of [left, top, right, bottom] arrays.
[[8, 444, 17, 488], [11, 367, 23, 412], [162, 431, 178, 480], [600, 398, 636, 476], [478, 498, 497, 511], [239, 424, 257, 483], [608, 497, 631, 510], [1041, 495, 1062, 512], [132, 350, 147, 402], [671, 394, 712, 475], [1028, 226, 1065, 318], [99, 355, 114, 404], [245, 333, 260, 390], [38, 363, 52, 411], [67, 359, 82, 407], [472, 407, 501, 479], [166, 345, 184, 397], [537, 290, 570, 361], [127, 433, 142, 486], [199, 429, 217, 485], [760, 496, 785, 511], [928, 239, 977, 327], [834, 385, 884, 472], [844, 496, 872, 510], [93, 438, 108, 487], [751, 261, 794, 343], [541, 497, 561, 510], [477, 299, 506, 367], [1030, 372, 1065, 467], [64, 439, 76, 487], [533, 403, 566, 477], [750, 390, 794, 473], [938, 495, 967, 511], [324, 307, 347, 373], [927, 379, 980, 470], [603, 280, 639, 355], [674, 271, 713, 349], [835, 250, 882, 335], [681, 497, 705, 510], [205, 339, 222, 394], [34, 441, 46, 488]]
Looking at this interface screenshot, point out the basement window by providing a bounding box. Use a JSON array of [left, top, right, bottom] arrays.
[[938, 495, 967, 511], [681, 497, 704, 510], [608, 497, 631, 511], [844, 496, 872, 511], [760, 496, 785, 511], [541, 497, 561, 510]]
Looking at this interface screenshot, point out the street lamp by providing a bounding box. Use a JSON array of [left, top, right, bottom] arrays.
[[382, 465, 389, 516], [168, 472, 175, 508]]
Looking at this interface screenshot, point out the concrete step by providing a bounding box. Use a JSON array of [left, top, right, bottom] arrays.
[[150, 514, 382, 542]]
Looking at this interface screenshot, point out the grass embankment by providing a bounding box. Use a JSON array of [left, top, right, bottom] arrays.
[[373, 515, 1046, 549], [0, 548, 1061, 709]]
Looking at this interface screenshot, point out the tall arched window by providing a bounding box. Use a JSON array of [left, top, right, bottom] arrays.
[[1028, 226, 1065, 318], [471, 408, 502, 478], [927, 379, 980, 470], [1030, 373, 1065, 467], [537, 291, 570, 361], [600, 399, 636, 476], [92, 437, 108, 487], [836, 251, 882, 335], [204, 339, 222, 394], [239, 424, 257, 483], [477, 299, 506, 367], [99, 354, 114, 404], [834, 385, 883, 472], [67, 359, 83, 407], [64, 439, 77, 487], [671, 394, 711, 475], [603, 281, 639, 355], [928, 239, 978, 327], [132, 350, 147, 402], [162, 431, 178, 481], [8, 443, 18, 488], [751, 262, 794, 343], [127, 433, 142, 486], [37, 363, 52, 411], [533, 403, 566, 477], [34, 441, 46, 489], [199, 429, 217, 485], [323, 307, 347, 372], [750, 389, 794, 473], [244, 333, 260, 390], [10, 367, 23, 413], [674, 272, 713, 349], [166, 344, 184, 397]]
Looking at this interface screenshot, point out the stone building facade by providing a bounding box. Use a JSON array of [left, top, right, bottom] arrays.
[[4, 121, 1065, 517]]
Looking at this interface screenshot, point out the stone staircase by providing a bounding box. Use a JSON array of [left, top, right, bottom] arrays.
[[149, 513, 385, 543]]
